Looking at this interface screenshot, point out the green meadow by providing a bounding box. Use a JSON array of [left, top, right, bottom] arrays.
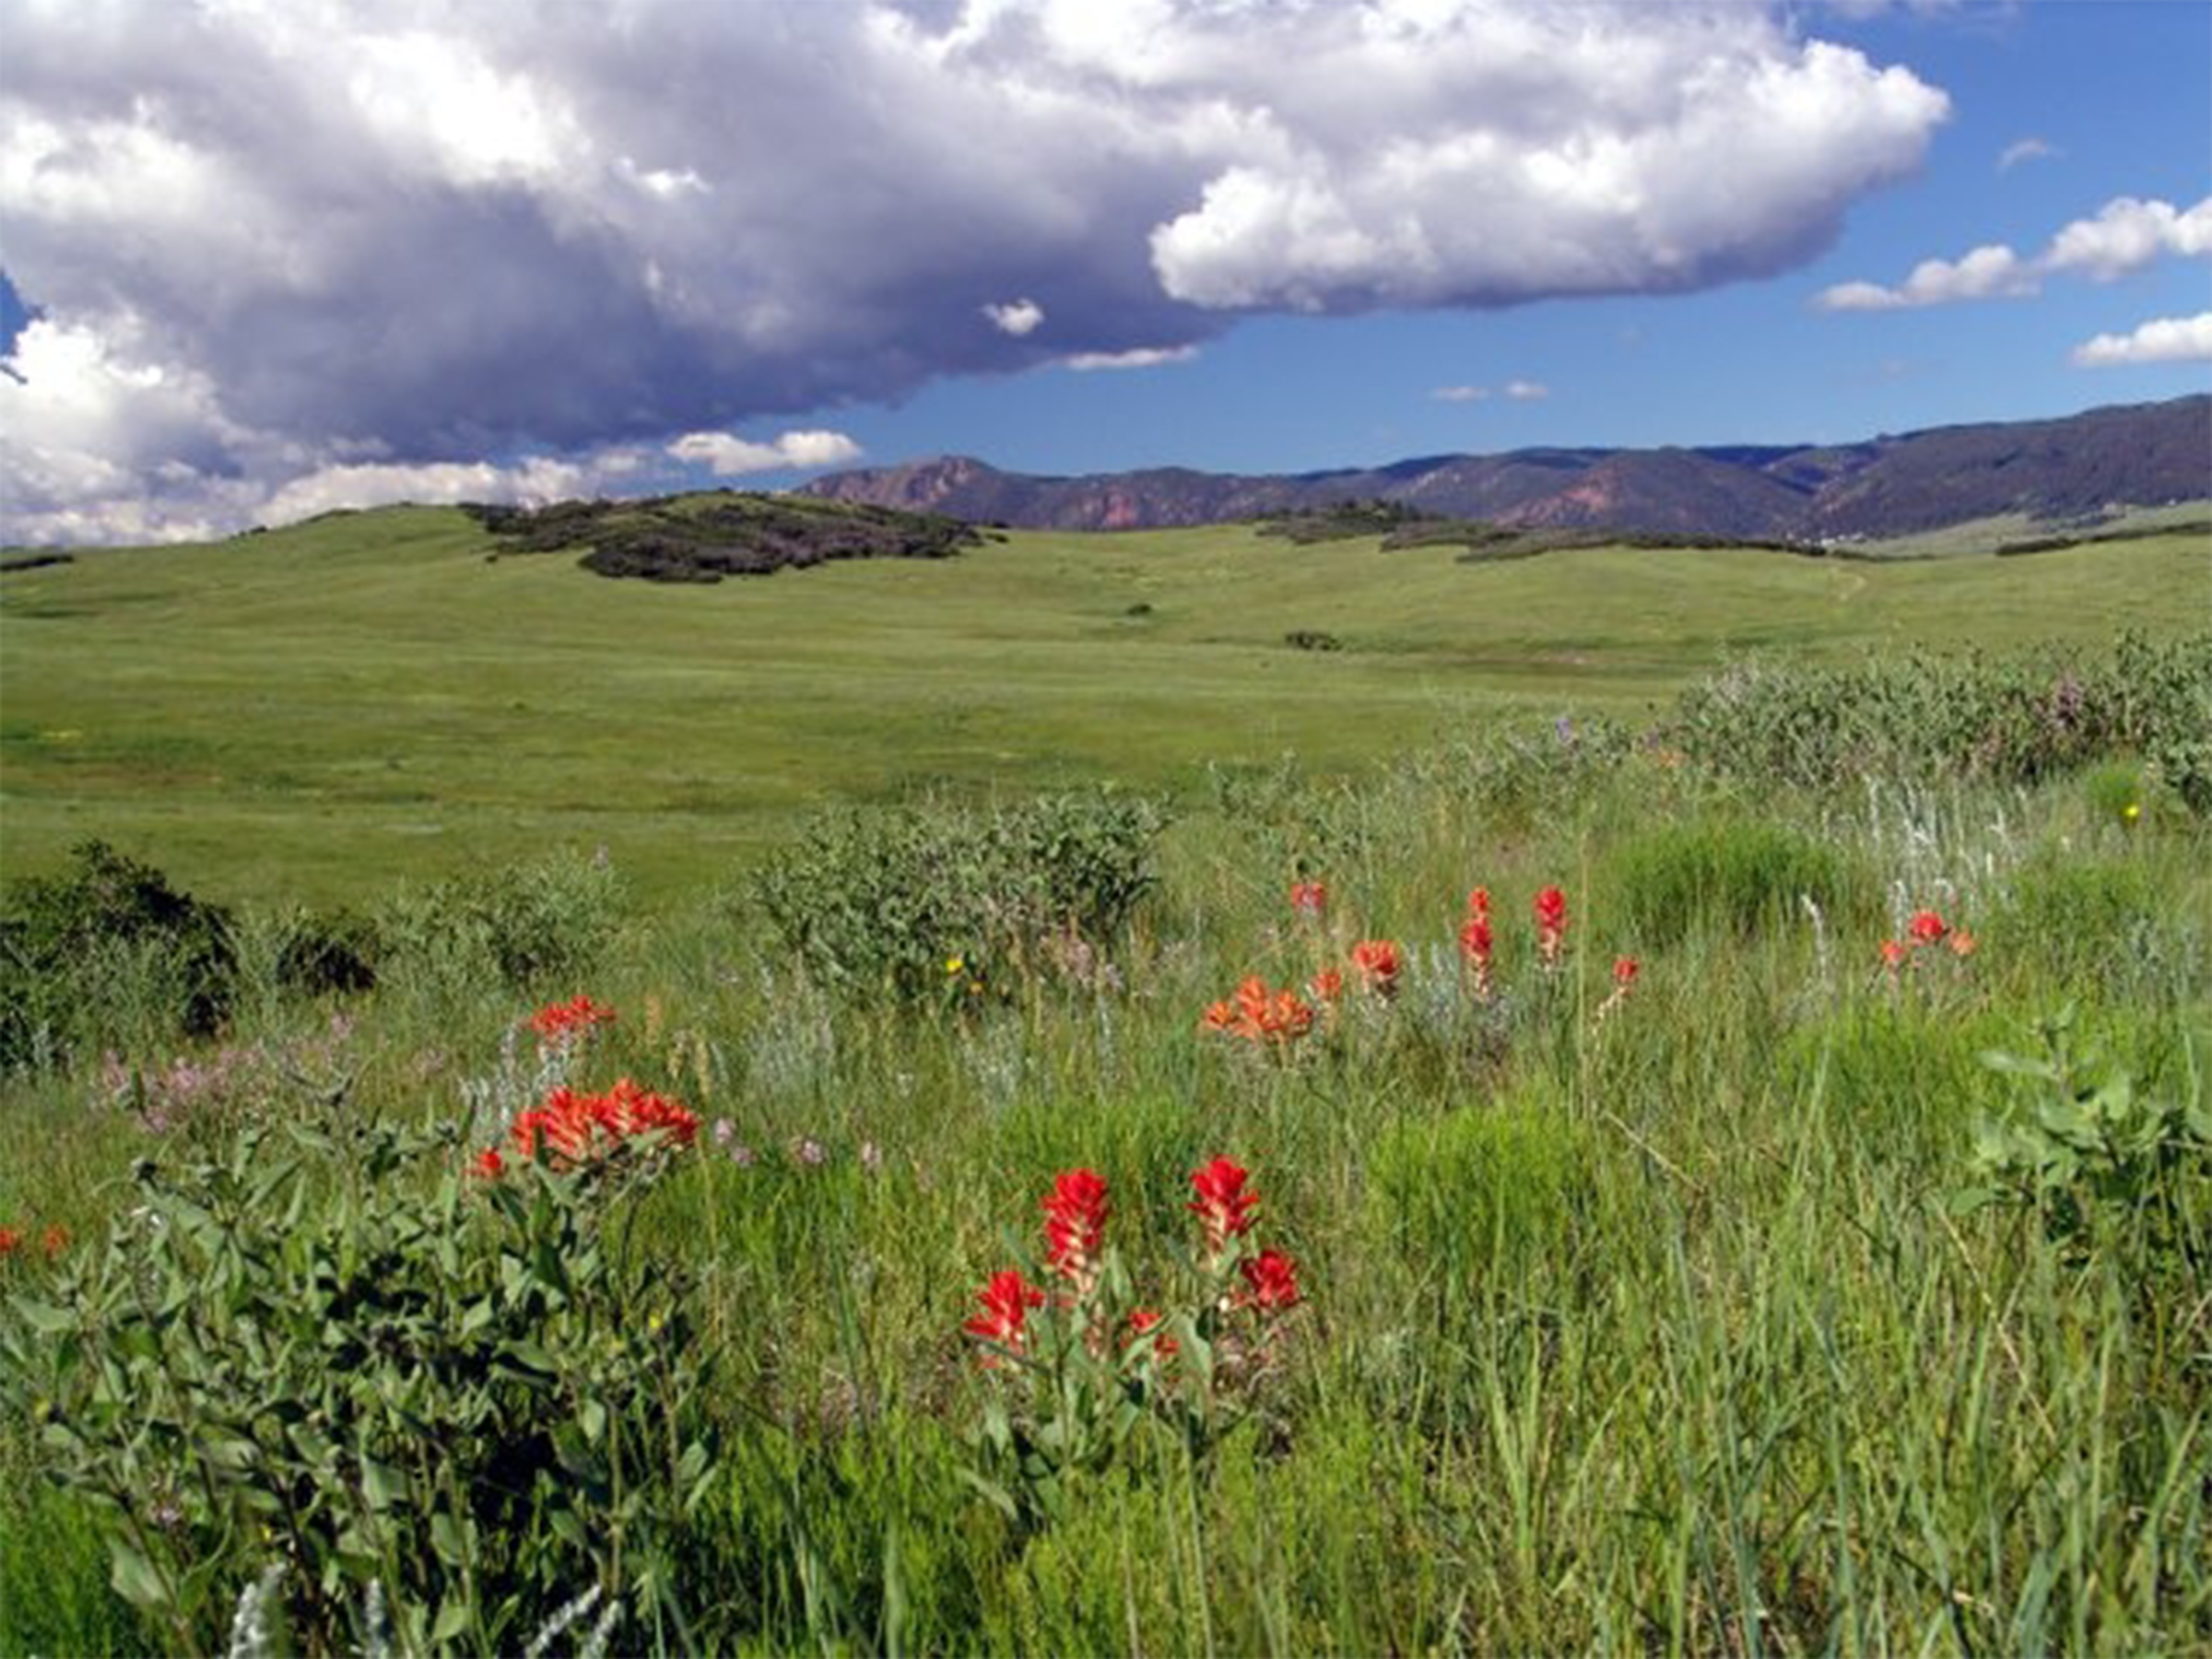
[[1, 510, 2208, 1655], [3, 508, 2203, 903]]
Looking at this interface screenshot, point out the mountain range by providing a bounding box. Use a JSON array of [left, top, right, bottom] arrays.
[[799, 394, 2210, 542]]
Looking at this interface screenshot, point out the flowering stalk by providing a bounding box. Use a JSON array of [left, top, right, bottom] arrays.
[[1458, 887, 1494, 1002], [1535, 885, 1569, 972], [1593, 956, 1640, 1027]]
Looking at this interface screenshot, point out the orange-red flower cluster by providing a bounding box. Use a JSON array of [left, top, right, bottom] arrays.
[[0, 1223, 66, 1262], [1458, 887, 1495, 999], [1239, 1248, 1301, 1312], [1201, 976, 1316, 1046], [1042, 1168, 1111, 1291], [1190, 1156, 1261, 1261], [1349, 938, 1402, 998], [481, 1077, 700, 1175], [1288, 879, 1329, 920], [1882, 909, 1977, 971], [1535, 886, 1569, 970], [963, 1268, 1045, 1362], [528, 994, 618, 1041]]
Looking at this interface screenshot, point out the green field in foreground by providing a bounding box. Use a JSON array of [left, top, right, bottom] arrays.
[[2, 507, 2206, 904]]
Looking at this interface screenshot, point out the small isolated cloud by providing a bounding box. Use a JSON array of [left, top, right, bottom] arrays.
[[665, 429, 863, 475], [1431, 384, 1490, 402], [1818, 194, 2212, 309], [1818, 243, 2033, 309], [2070, 312, 2212, 367], [1503, 380, 1550, 400], [983, 298, 1045, 337], [1059, 345, 1199, 371], [2045, 196, 2212, 279], [1996, 136, 2057, 171]]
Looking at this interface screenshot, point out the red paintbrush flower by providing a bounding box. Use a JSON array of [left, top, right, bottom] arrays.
[[1349, 939, 1401, 998], [1535, 886, 1569, 968], [1041, 1168, 1111, 1289], [1240, 1248, 1300, 1312], [1189, 1157, 1259, 1260], [963, 1268, 1045, 1363]]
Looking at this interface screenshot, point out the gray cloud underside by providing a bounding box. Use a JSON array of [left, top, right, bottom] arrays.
[[1, 0, 1947, 540]]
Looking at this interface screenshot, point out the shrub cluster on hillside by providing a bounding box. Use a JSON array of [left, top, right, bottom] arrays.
[[463, 493, 983, 582]]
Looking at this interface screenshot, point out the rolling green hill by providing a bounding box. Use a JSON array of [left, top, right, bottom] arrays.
[[1, 502, 2206, 904]]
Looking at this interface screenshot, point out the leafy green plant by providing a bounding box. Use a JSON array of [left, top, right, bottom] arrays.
[[755, 790, 1166, 1004], [1, 1090, 718, 1653], [959, 1160, 1303, 1533], [1960, 1006, 2212, 1277]]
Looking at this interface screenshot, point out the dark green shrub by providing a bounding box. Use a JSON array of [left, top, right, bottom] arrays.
[[272, 908, 380, 997], [0, 841, 236, 1073], [755, 790, 1167, 1002], [2, 1107, 719, 1653], [1602, 816, 1867, 948]]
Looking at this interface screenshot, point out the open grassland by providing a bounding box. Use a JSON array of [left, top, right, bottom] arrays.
[[1, 512, 2208, 1654], [3, 506, 2205, 904]]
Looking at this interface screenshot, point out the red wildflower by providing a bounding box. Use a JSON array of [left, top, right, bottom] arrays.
[[1309, 967, 1344, 1003], [40, 1224, 67, 1261], [1458, 910, 1495, 1000], [1535, 886, 1569, 968], [963, 1268, 1045, 1362], [472, 1147, 506, 1181], [1349, 939, 1402, 998], [1240, 1248, 1301, 1312], [0, 1226, 20, 1258], [501, 1079, 698, 1169], [1041, 1168, 1111, 1289], [1612, 956, 1640, 988], [1190, 1157, 1259, 1259], [1908, 910, 1949, 946], [1880, 938, 1908, 971], [1948, 929, 1978, 959], [1457, 912, 1493, 965], [1288, 880, 1328, 920], [1126, 1307, 1181, 1359], [1201, 977, 1315, 1045], [529, 994, 618, 1041]]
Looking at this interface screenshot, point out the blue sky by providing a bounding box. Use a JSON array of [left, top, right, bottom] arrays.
[[2, 0, 2206, 542]]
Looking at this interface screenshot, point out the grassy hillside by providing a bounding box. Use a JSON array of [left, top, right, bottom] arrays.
[[1, 504, 2206, 904], [1, 505, 2206, 1653]]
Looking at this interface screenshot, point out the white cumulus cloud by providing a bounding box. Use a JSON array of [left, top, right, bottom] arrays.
[[1, 0, 1950, 542], [665, 429, 865, 475], [2070, 312, 2212, 367], [1818, 194, 2212, 309]]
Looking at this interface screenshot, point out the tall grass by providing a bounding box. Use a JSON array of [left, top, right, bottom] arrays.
[[3, 693, 2207, 1653]]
